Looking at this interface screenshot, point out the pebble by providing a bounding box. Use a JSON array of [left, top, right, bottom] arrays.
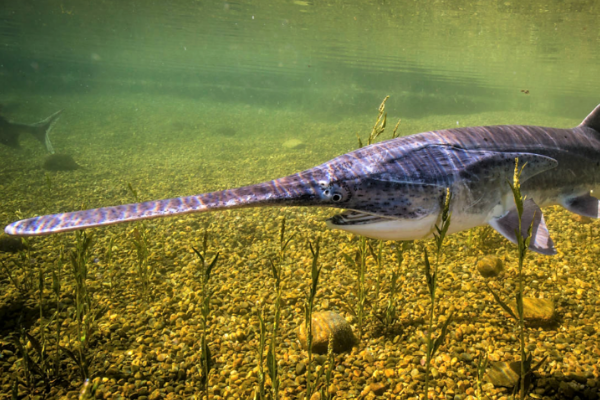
[[486, 361, 520, 387], [476, 255, 504, 278], [508, 298, 556, 322], [295, 362, 307, 375]]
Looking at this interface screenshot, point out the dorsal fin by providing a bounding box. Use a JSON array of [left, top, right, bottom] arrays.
[[579, 103, 600, 132]]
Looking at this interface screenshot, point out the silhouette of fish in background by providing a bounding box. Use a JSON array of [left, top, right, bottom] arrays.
[[0, 108, 62, 153], [5, 104, 600, 257]]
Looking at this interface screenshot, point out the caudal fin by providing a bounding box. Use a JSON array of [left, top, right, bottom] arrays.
[[31, 110, 63, 153]]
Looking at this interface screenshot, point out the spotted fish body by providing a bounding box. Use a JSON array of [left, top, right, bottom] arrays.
[[5, 104, 600, 255]]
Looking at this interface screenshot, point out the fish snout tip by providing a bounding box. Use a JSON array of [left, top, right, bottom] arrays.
[[4, 218, 39, 237], [4, 222, 20, 236]]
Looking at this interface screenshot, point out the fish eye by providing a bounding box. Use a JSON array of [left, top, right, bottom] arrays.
[[332, 193, 342, 202]]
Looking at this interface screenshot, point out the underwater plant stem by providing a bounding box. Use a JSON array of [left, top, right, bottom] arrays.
[[193, 231, 219, 400], [424, 270, 435, 398], [305, 238, 321, 400], [53, 250, 64, 377], [38, 265, 45, 369], [256, 308, 267, 400], [369, 240, 384, 300], [424, 188, 452, 399], [518, 258, 526, 400], [359, 237, 366, 340], [508, 158, 530, 400]]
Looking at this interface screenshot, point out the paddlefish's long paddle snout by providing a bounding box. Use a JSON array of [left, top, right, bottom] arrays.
[[4, 170, 325, 236]]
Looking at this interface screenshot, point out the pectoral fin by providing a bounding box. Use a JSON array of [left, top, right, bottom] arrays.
[[489, 199, 556, 255], [561, 192, 600, 218]]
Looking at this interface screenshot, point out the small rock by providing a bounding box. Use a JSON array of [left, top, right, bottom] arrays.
[[571, 214, 593, 224], [477, 255, 504, 278], [148, 389, 162, 400], [486, 361, 520, 387], [508, 298, 555, 322], [297, 311, 356, 354], [369, 382, 389, 396], [295, 362, 307, 375], [559, 381, 577, 398], [328, 384, 338, 395]]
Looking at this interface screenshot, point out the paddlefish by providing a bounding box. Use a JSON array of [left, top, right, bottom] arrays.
[[5, 104, 600, 255], [0, 109, 62, 153]]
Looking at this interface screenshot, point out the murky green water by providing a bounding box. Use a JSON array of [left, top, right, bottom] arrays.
[[1, 0, 599, 119]]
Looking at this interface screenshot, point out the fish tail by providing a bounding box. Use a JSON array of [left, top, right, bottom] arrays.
[[32, 110, 62, 153]]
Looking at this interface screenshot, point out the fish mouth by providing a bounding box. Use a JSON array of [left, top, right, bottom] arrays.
[[326, 210, 391, 227]]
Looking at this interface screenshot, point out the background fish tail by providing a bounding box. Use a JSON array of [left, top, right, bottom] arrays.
[[30, 110, 62, 153]]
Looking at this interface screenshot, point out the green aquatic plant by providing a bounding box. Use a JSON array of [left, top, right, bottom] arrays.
[[368, 239, 384, 300], [36, 262, 46, 375], [67, 231, 93, 380], [1, 258, 32, 298], [376, 241, 411, 333], [10, 327, 50, 393], [51, 248, 65, 379], [467, 225, 495, 254], [255, 307, 268, 400], [64, 231, 107, 380], [255, 217, 293, 400], [487, 159, 548, 398], [9, 246, 68, 395], [126, 183, 154, 300], [127, 182, 140, 202], [104, 236, 116, 301], [192, 231, 219, 400], [483, 159, 549, 397], [356, 95, 402, 148], [130, 227, 152, 300], [340, 236, 372, 341], [423, 188, 454, 399], [354, 236, 368, 341], [1, 237, 36, 297], [268, 217, 292, 400], [44, 172, 53, 195], [319, 336, 336, 400], [304, 238, 322, 400]]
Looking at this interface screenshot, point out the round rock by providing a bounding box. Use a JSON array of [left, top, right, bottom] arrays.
[[476, 255, 504, 278], [297, 311, 356, 354]]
